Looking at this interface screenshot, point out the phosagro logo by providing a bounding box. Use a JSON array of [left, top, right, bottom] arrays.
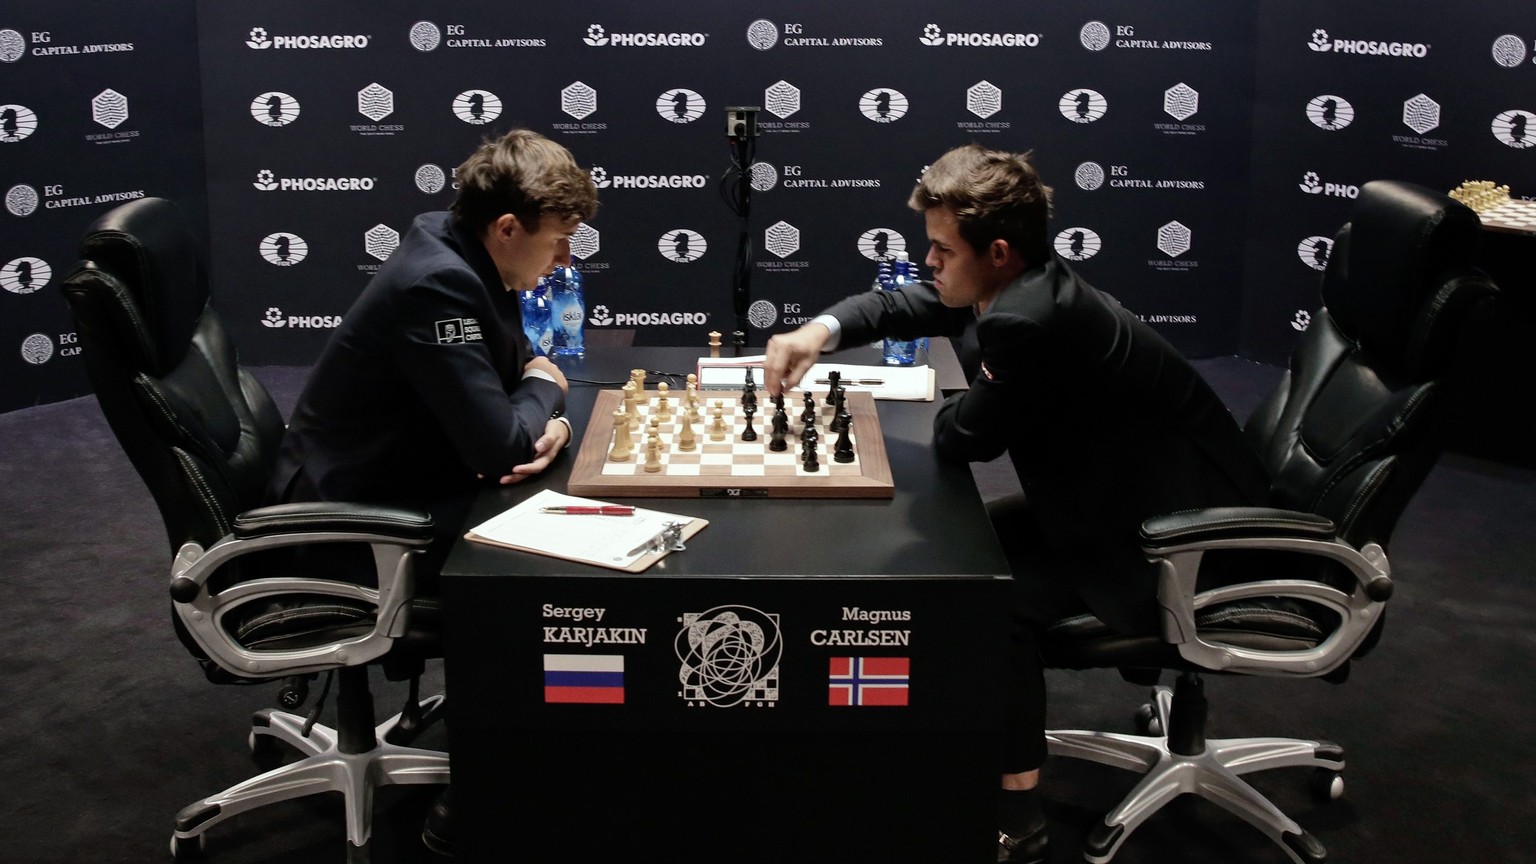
[[259, 233, 308, 266], [656, 89, 706, 123], [1299, 171, 1359, 198], [1297, 236, 1333, 271], [246, 26, 370, 50], [588, 166, 707, 190], [2, 256, 50, 293], [658, 229, 707, 262], [611, 309, 711, 326], [1307, 27, 1428, 57], [1054, 227, 1102, 262], [252, 169, 376, 192], [1292, 310, 1313, 332], [262, 307, 341, 329], [583, 23, 706, 47], [588, 304, 614, 326], [921, 23, 1040, 48]]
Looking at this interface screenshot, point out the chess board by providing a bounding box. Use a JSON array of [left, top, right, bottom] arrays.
[[1478, 199, 1536, 236], [567, 389, 895, 499]]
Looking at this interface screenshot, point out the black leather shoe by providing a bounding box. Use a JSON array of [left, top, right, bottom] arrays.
[[422, 788, 453, 857], [997, 825, 1050, 864]]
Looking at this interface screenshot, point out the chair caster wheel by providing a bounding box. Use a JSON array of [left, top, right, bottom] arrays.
[[1134, 703, 1162, 736], [170, 833, 205, 862], [1310, 767, 1344, 801]]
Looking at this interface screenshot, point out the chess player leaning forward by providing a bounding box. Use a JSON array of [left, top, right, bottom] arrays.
[[763, 143, 1269, 864]]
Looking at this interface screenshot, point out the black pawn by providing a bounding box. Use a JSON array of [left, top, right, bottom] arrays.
[[833, 411, 855, 463], [802, 436, 820, 472], [801, 392, 817, 425], [800, 424, 819, 447], [741, 410, 758, 441], [768, 411, 789, 451]]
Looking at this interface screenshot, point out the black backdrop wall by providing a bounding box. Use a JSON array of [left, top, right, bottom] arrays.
[[3, 1, 1532, 413]]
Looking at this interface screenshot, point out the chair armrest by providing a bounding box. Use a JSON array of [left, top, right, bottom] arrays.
[[169, 502, 434, 678], [1142, 506, 1392, 678]]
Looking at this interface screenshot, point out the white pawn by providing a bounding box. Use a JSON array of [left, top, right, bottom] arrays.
[[655, 381, 672, 421], [643, 434, 663, 473], [710, 401, 728, 441]]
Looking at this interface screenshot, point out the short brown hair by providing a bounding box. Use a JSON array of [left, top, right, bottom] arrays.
[[452, 129, 600, 235], [908, 144, 1052, 263]]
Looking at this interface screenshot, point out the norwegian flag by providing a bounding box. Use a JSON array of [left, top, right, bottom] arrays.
[[828, 656, 910, 706]]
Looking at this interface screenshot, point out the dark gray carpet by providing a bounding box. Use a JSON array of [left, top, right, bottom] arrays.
[[1, 358, 1531, 863]]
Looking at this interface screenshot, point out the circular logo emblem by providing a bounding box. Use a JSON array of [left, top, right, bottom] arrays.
[[414, 164, 446, 194], [658, 229, 707, 262], [747, 19, 778, 50], [259, 233, 308, 266], [857, 228, 907, 261], [0, 30, 26, 63], [749, 162, 778, 192], [20, 333, 53, 365], [1297, 236, 1333, 271], [1492, 110, 1535, 149], [1053, 228, 1102, 262], [1079, 21, 1111, 52], [0, 104, 38, 141], [657, 89, 706, 123], [1059, 89, 1107, 123], [747, 300, 778, 329], [452, 90, 502, 125], [409, 21, 441, 51], [1306, 94, 1355, 131], [1074, 162, 1106, 191], [2, 257, 50, 293], [1492, 34, 1526, 67], [250, 92, 300, 127], [859, 88, 909, 123], [675, 605, 783, 708], [6, 184, 39, 216]]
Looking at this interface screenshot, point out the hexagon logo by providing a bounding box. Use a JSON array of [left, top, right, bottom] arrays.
[[357, 83, 394, 122], [571, 223, 600, 260], [765, 80, 800, 119], [562, 81, 598, 119], [1163, 83, 1199, 121], [765, 221, 800, 258], [967, 81, 1002, 119], [1156, 221, 1191, 258], [1402, 93, 1440, 135], [365, 224, 400, 261], [92, 89, 129, 129]]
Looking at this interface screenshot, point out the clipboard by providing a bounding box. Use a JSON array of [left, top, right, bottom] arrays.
[[463, 488, 708, 573]]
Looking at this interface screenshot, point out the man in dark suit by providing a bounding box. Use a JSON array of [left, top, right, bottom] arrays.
[[268, 129, 599, 580], [764, 144, 1268, 863]]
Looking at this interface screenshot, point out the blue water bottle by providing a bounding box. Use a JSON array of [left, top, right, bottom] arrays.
[[882, 253, 917, 366], [550, 265, 586, 357], [521, 280, 554, 357]]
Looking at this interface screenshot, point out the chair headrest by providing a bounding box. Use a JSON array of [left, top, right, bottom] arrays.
[[77, 197, 207, 373], [1323, 180, 1483, 377]]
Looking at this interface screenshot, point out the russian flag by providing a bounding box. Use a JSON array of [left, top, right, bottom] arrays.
[[829, 656, 910, 706], [543, 654, 625, 704]]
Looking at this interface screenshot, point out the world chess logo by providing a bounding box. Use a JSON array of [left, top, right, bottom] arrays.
[[1300, 171, 1323, 194], [414, 164, 446, 194], [562, 81, 598, 119], [453, 90, 502, 125], [1306, 95, 1354, 131], [675, 605, 782, 707], [1402, 94, 1440, 135], [5, 184, 39, 217], [583, 24, 608, 46], [747, 19, 778, 50], [1291, 310, 1312, 332], [857, 228, 907, 261], [1059, 89, 1107, 124], [1, 104, 39, 142], [20, 333, 53, 365], [250, 92, 300, 127], [91, 89, 129, 129], [1163, 83, 1199, 121], [920, 24, 945, 47], [1054, 227, 1102, 262], [765, 221, 800, 258], [1297, 236, 1332, 271], [588, 304, 614, 326], [1156, 221, 1191, 258], [859, 88, 908, 123], [1080, 21, 1111, 51], [571, 223, 600, 260], [246, 27, 272, 50], [261, 307, 287, 328], [357, 83, 394, 121], [409, 21, 441, 52], [1309, 29, 1332, 52], [749, 162, 778, 192], [658, 229, 706, 262], [1492, 34, 1528, 67], [747, 300, 778, 329], [259, 233, 307, 266], [765, 80, 800, 119], [364, 224, 399, 261], [656, 89, 705, 123], [967, 80, 1002, 119], [252, 169, 278, 191], [2, 257, 49, 294], [1492, 110, 1536, 149], [1074, 162, 1106, 191]]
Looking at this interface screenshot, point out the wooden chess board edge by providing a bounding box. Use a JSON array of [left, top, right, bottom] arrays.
[[566, 389, 895, 500]]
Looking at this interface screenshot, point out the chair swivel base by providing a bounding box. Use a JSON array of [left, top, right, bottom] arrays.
[[170, 695, 451, 862], [1045, 684, 1342, 864]]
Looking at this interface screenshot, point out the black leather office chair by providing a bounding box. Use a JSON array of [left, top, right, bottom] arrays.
[[60, 197, 450, 862], [1039, 181, 1496, 864]]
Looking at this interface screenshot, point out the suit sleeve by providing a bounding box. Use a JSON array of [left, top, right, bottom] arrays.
[[933, 311, 1046, 463], [392, 270, 563, 476], [821, 281, 972, 346]]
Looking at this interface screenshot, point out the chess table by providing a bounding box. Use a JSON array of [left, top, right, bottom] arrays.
[[442, 345, 1010, 862]]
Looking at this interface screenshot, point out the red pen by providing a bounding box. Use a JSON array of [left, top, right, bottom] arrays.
[[540, 505, 636, 516]]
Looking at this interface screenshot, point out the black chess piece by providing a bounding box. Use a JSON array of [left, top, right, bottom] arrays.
[[741, 409, 758, 442], [772, 393, 785, 413], [801, 435, 820, 472], [833, 412, 855, 463], [800, 424, 819, 447], [768, 411, 789, 451], [826, 370, 841, 403], [743, 369, 758, 410], [801, 392, 817, 425]]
